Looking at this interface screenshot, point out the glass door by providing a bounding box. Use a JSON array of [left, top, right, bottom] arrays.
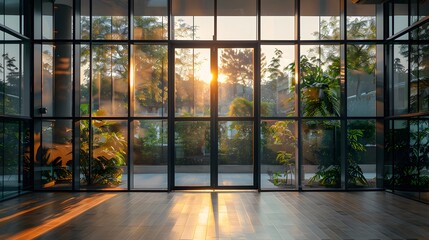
[[173, 46, 256, 189]]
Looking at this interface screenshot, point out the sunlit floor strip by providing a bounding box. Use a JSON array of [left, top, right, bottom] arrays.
[[6, 194, 116, 240], [0, 201, 56, 223]]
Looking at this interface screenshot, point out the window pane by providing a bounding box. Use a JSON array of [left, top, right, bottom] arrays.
[[2, 43, 26, 116], [175, 121, 210, 186], [92, 45, 128, 117], [2, 122, 20, 196], [218, 48, 254, 117], [175, 48, 211, 117], [172, 0, 214, 40], [54, 1, 74, 40], [132, 120, 167, 189], [133, 44, 168, 117], [41, 45, 54, 117], [392, 44, 408, 115], [411, 24, 429, 113], [300, 45, 341, 117], [347, 44, 377, 117], [261, 0, 294, 40], [347, 120, 376, 189], [79, 0, 90, 39], [261, 45, 295, 117], [37, 120, 73, 190], [217, 0, 257, 40], [134, 0, 168, 40], [300, 0, 340, 40], [92, 0, 128, 40], [394, 1, 409, 37], [302, 120, 341, 189], [347, 0, 376, 40], [42, 0, 53, 39], [80, 120, 128, 189], [79, 44, 90, 117], [218, 121, 253, 186], [3, 0, 22, 34], [41, 44, 73, 117], [261, 120, 297, 190]]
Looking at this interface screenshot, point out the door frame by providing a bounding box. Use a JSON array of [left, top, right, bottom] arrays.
[[169, 42, 260, 190]]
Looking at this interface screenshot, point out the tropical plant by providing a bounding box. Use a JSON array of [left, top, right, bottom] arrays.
[[268, 121, 296, 186], [347, 129, 368, 186], [308, 127, 370, 187], [79, 116, 127, 186], [386, 120, 429, 190], [287, 55, 340, 117]]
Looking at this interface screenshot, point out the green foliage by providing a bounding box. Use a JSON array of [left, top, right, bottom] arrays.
[[347, 129, 368, 186], [228, 97, 253, 117], [308, 126, 370, 187], [135, 121, 167, 165], [309, 165, 341, 187], [268, 121, 296, 186], [386, 121, 429, 190], [79, 119, 127, 186], [219, 48, 254, 97], [287, 56, 340, 117], [175, 121, 210, 165]]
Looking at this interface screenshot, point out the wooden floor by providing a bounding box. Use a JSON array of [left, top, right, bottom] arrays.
[[0, 191, 428, 240]]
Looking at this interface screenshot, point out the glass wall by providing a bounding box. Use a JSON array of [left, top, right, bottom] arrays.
[[387, 2, 429, 203], [31, 0, 385, 191], [0, 0, 30, 201]]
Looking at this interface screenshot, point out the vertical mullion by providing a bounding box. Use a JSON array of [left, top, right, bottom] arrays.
[[341, 0, 347, 189], [254, 44, 260, 190], [88, 0, 93, 188], [295, 0, 302, 191], [167, 44, 174, 191], [211, 47, 218, 188], [214, 0, 217, 41], [127, 0, 132, 191]]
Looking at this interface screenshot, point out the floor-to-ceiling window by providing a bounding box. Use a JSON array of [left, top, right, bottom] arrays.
[[386, 0, 429, 203], [32, 0, 385, 191], [0, 0, 31, 200]]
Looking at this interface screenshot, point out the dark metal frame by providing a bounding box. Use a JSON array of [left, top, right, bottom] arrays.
[[169, 42, 259, 190], [27, 0, 389, 192]]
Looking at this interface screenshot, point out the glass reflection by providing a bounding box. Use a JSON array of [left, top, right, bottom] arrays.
[[41, 44, 73, 117], [38, 120, 73, 190]]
